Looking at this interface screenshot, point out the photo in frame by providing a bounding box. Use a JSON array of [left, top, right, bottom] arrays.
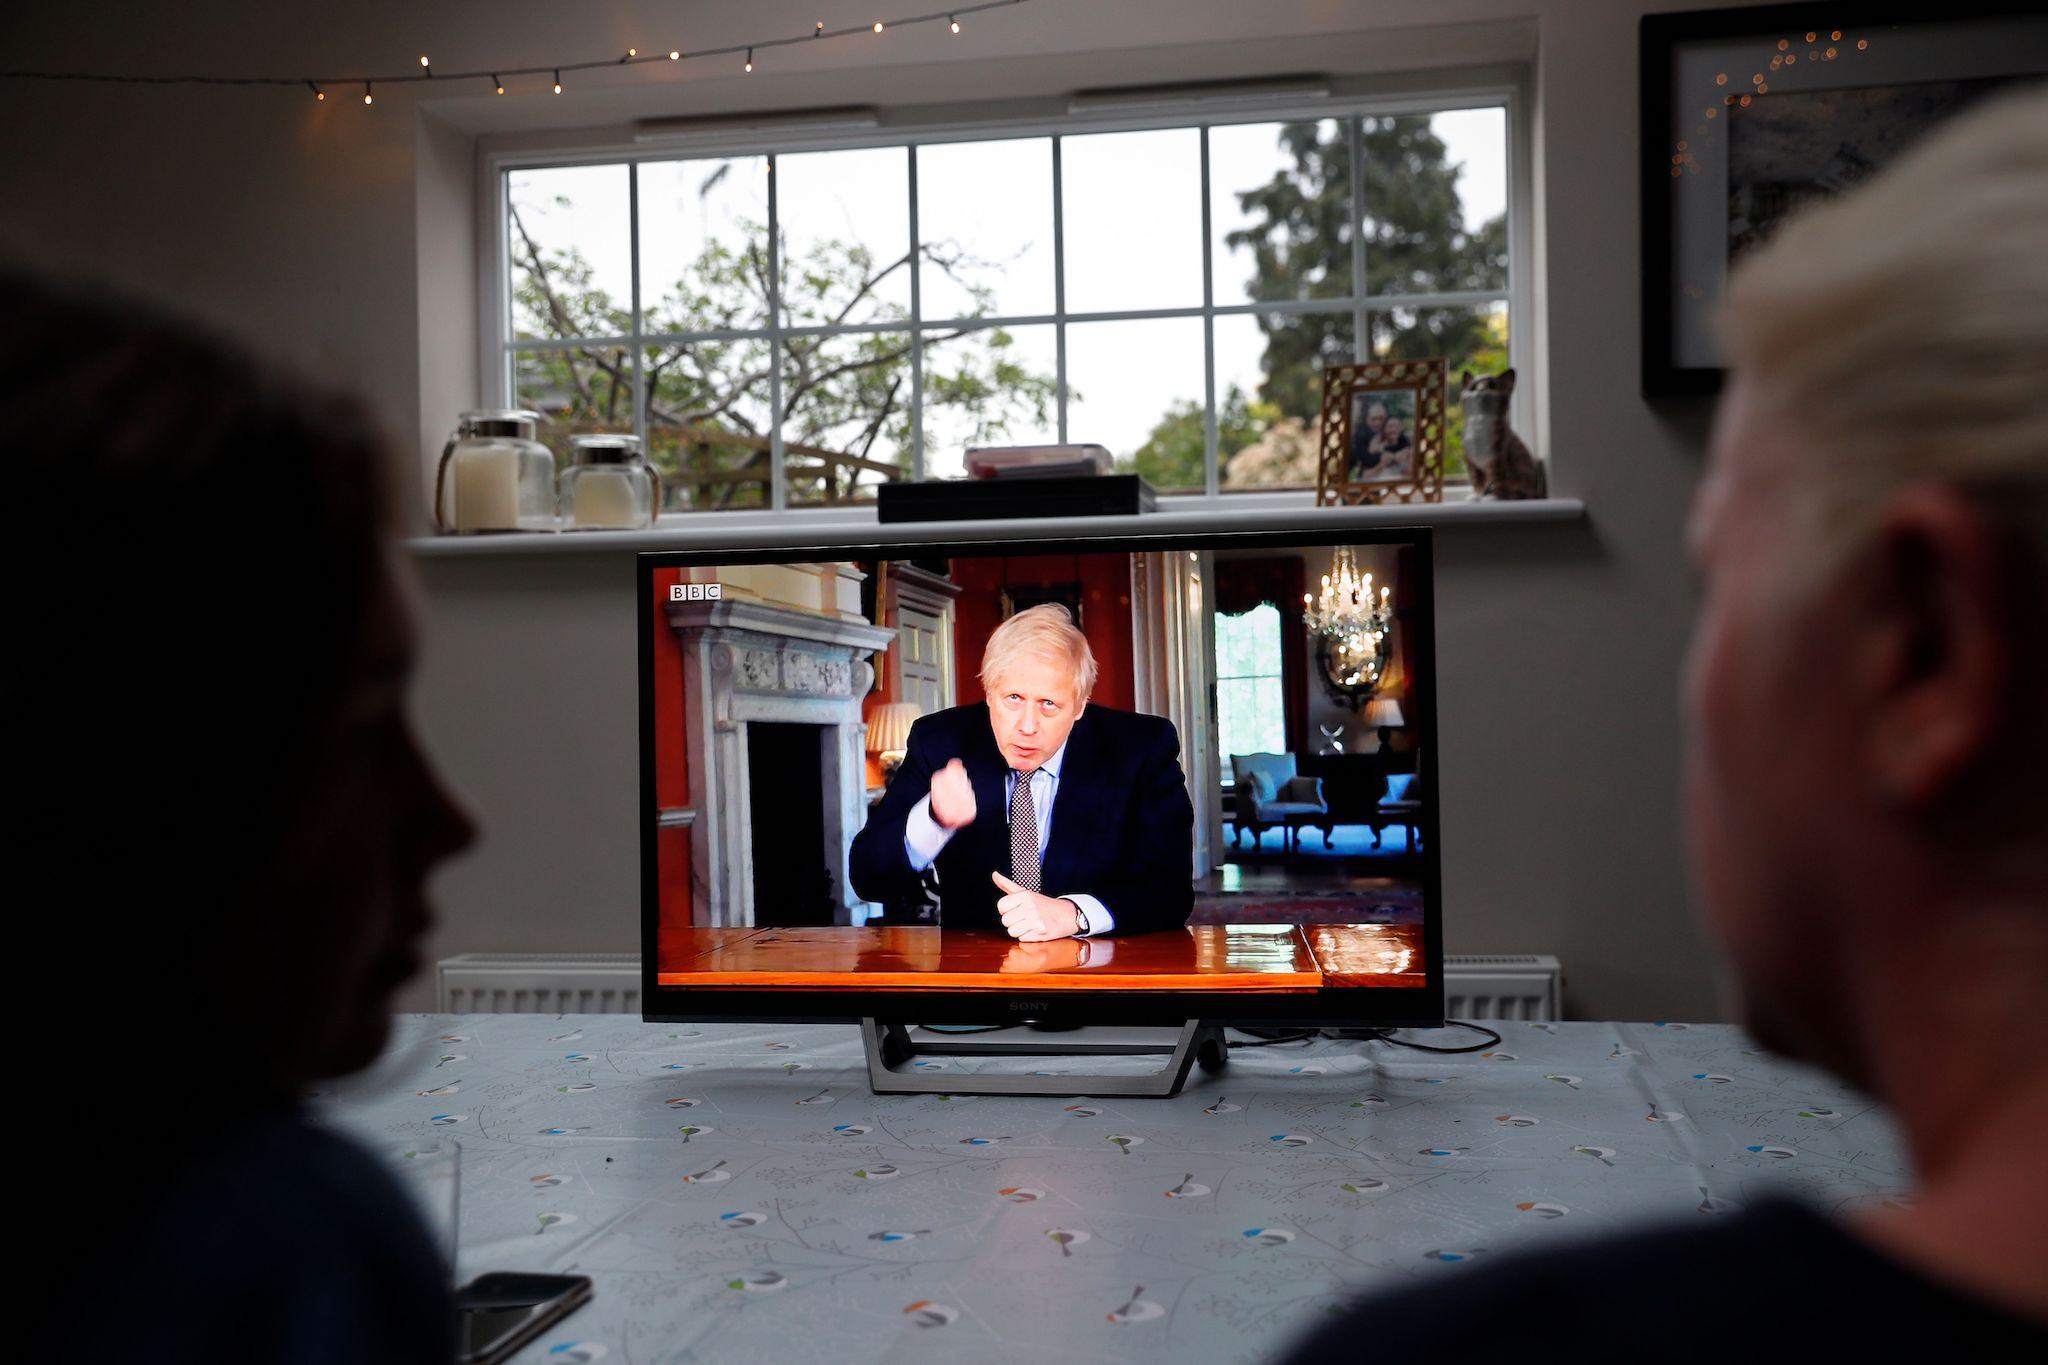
[[999, 580, 1084, 628], [1640, 2, 2048, 396], [1315, 359, 1446, 506]]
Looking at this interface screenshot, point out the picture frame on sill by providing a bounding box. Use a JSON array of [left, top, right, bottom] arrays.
[[1639, 2, 2048, 397], [1315, 359, 1446, 507]]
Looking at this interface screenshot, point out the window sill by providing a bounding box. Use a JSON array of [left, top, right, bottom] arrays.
[[405, 496, 1584, 558]]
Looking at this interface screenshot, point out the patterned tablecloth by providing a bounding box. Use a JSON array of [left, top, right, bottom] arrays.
[[316, 1016, 1912, 1364]]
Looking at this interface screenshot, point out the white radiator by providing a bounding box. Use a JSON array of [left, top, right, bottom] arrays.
[[1444, 954, 1563, 1021], [437, 953, 641, 1015], [436, 951, 1563, 1022]]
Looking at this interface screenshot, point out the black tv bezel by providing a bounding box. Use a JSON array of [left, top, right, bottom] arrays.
[[638, 524, 1444, 1028]]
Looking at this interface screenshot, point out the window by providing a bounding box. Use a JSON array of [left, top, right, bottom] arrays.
[[493, 97, 1515, 514], [1216, 603, 1287, 761]]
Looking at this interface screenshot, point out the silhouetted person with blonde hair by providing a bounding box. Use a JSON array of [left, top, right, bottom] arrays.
[[1285, 88, 2048, 1364]]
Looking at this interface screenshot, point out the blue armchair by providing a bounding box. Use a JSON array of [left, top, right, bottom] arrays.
[[1229, 752, 1330, 851]]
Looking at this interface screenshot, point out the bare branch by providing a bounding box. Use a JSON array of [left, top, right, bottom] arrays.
[[510, 205, 598, 347]]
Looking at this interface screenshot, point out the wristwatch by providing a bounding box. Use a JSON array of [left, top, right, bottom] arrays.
[[1070, 900, 1092, 937]]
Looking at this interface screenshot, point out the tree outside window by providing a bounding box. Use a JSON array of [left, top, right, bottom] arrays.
[[498, 102, 1512, 510]]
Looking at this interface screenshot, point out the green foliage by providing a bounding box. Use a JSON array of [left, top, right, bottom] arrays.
[[510, 196, 1054, 509], [922, 326, 1059, 449], [1122, 385, 1272, 492], [510, 119, 1506, 505], [1226, 117, 1508, 427]]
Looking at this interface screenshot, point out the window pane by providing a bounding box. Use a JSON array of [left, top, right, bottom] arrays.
[[514, 345, 633, 467], [1216, 602, 1281, 679], [1065, 316, 1207, 492], [1215, 310, 1354, 492], [1362, 108, 1509, 296], [781, 331, 912, 506], [1245, 682, 1285, 753], [1219, 679, 1275, 761], [917, 138, 1055, 322], [1363, 301, 1510, 480], [1208, 119, 1350, 307], [777, 147, 912, 330], [1216, 605, 1286, 757], [919, 323, 1060, 480], [642, 339, 773, 512], [1060, 128, 1204, 314], [638, 156, 772, 335], [508, 165, 632, 341]]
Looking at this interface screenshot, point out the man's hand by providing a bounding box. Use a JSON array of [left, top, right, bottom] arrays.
[[930, 758, 978, 829], [1000, 938, 1083, 973], [991, 872, 1080, 941]]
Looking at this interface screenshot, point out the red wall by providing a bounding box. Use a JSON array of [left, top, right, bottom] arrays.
[[649, 568, 692, 949], [950, 552, 1135, 711], [860, 558, 895, 790]]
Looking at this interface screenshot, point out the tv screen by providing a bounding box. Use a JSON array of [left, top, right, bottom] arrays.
[[639, 524, 1442, 1028]]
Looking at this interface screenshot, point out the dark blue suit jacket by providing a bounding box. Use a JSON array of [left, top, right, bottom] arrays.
[[849, 702, 1195, 936]]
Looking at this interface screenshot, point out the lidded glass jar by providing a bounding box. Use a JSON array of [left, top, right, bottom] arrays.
[[560, 434, 659, 530], [434, 409, 557, 533]]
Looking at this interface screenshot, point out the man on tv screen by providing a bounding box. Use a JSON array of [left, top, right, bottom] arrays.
[[849, 603, 1194, 939]]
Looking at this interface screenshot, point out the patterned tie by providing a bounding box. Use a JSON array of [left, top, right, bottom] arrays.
[[1008, 768, 1041, 894]]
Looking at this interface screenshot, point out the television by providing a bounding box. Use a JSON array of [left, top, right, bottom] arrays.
[[639, 518, 1442, 1094]]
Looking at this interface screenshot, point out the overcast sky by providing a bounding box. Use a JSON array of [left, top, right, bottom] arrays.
[[512, 109, 1506, 468]]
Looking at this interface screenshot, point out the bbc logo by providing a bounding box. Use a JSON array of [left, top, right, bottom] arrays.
[[668, 582, 723, 602]]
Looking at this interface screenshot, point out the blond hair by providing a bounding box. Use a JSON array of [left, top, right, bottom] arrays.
[[979, 602, 1097, 703], [1719, 89, 2048, 578]]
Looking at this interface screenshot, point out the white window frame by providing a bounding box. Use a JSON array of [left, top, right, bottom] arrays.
[[477, 75, 1534, 523]]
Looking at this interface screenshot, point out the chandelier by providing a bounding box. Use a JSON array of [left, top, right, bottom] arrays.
[[1302, 546, 1392, 689]]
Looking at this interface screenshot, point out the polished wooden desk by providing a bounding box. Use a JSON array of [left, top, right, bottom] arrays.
[[656, 924, 1425, 991], [1303, 923, 1424, 989]]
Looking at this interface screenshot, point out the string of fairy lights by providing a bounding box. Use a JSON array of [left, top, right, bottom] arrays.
[[0, 0, 1030, 104]]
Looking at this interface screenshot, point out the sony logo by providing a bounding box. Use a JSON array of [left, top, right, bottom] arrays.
[[668, 582, 723, 602], [1009, 1000, 1050, 1011]]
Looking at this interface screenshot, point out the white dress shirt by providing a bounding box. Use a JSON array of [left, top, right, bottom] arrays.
[[901, 739, 1115, 936]]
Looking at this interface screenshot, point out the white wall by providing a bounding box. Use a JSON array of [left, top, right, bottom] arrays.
[[0, 0, 1730, 1018]]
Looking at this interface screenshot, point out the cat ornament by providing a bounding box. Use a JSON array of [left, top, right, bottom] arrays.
[[1458, 368, 1546, 500]]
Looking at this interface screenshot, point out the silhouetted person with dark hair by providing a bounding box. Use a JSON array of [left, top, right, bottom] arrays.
[[1282, 91, 2048, 1365], [3, 270, 475, 1363]]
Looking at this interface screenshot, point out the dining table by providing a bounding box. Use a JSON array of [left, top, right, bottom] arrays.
[[317, 1014, 1909, 1362]]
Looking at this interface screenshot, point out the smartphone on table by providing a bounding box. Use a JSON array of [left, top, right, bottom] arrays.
[[455, 1271, 594, 1365]]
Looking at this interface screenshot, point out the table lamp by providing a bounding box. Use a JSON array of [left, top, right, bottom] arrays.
[[1362, 696, 1406, 752], [867, 701, 924, 781]]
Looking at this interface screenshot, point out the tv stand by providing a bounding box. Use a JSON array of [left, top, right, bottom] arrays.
[[860, 1019, 1228, 1098]]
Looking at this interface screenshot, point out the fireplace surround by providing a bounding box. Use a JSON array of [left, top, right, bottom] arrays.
[[666, 576, 895, 928]]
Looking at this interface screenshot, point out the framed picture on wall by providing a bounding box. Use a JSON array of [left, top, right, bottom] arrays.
[[1640, 2, 2048, 396], [1315, 360, 1446, 506], [999, 581, 1084, 629]]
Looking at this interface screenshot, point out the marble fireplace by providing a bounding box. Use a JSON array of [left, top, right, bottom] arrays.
[[666, 563, 896, 928]]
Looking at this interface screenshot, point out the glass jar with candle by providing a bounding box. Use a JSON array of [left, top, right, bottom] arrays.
[[434, 410, 556, 533], [560, 434, 659, 530]]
